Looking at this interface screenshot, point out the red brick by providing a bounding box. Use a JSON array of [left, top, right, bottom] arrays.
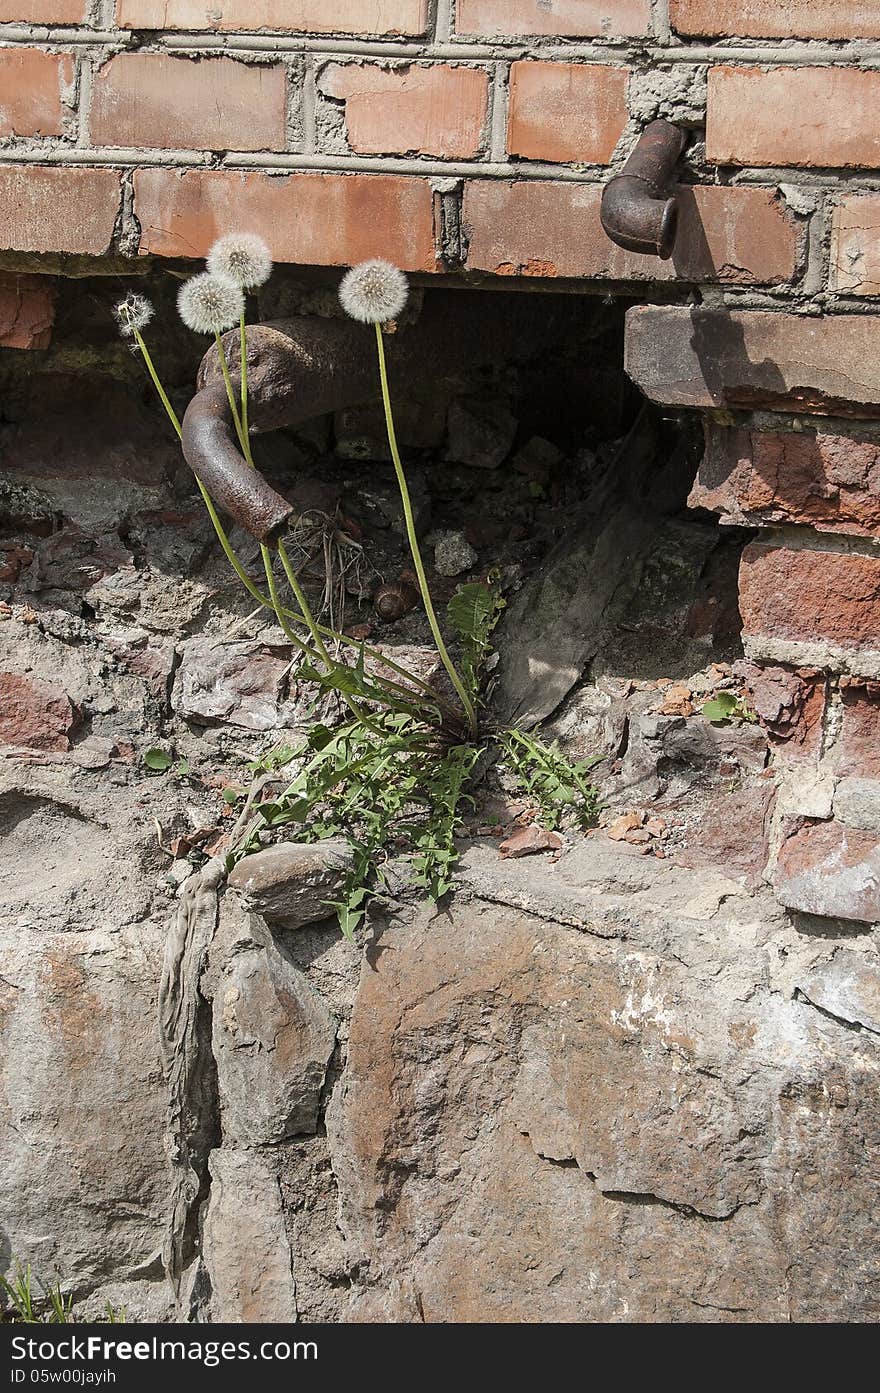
[[115, 0, 429, 33], [0, 672, 80, 753], [0, 3, 85, 18], [838, 681, 880, 779], [672, 1, 880, 40], [708, 66, 880, 169], [90, 53, 286, 153], [507, 63, 629, 165], [691, 425, 880, 537], [739, 544, 880, 653], [133, 169, 436, 272], [0, 166, 121, 254], [0, 48, 72, 139], [830, 196, 880, 296], [464, 182, 799, 284], [0, 271, 56, 349], [457, 1, 649, 37], [320, 63, 489, 159], [733, 660, 825, 760]]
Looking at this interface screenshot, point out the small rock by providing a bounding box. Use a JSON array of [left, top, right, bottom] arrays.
[[166, 859, 194, 889], [499, 826, 563, 859], [0, 671, 81, 752], [227, 839, 354, 927], [446, 398, 517, 470], [608, 811, 644, 842], [659, 683, 694, 717], [434, 530, 478, 578]]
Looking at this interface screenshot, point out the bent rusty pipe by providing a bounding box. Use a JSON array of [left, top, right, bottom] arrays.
[[181, 294, 571, 543], [600, 119, 688, 260]]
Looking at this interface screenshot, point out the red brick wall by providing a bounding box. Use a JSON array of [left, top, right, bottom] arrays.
[[3, 2, 880, 919], [0, 1, 876, 290]]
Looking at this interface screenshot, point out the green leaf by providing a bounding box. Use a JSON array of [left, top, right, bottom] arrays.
[[143, 748, 173, 772], [702, 692, 739, 723]]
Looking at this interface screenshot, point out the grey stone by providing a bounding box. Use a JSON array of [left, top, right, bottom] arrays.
[[797, 949, 880, 1036], [205, 902, 337, 1146], [433, 530, 478, 578], [172, 638, 294, 732], [202, 1149, 297, 1324], [446, 397, 517, 469], [0, 918, 170, 1314], [834, 776, 880, 835], [227, 839, 353, 928]]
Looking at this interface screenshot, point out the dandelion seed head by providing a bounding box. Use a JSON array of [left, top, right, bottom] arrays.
[[177, 273, 245, 335], [207, 231, 273, 289], [113, 291, 154, 338], [339, 259, 408, 325]]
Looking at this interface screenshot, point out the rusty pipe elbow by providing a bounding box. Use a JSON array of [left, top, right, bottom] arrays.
[[600, 119, 688, 260], [181, 383, 294, 544]]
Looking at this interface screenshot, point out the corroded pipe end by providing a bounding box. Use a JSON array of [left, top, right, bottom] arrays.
[[181, 384, 295, 544], [600, 119, 687, 261]]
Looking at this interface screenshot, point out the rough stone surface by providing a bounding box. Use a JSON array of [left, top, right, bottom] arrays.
[[172, 638, 294, 732], [774, 820, 880, 923], [0, 915, 171, 1318], [328, 866, 880, 1321], [202, 1149, 297, 1323], [204, 901, 337, 1146], [227, 840, 355, 927], [433, 530, 478, 578]]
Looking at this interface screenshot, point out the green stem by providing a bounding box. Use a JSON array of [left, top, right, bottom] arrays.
[[373, 322, 477, 736], [239, 311, 249, 448]]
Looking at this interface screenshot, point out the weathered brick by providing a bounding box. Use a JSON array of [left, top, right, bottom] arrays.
[[0, 166, 121, 255], [708, 66, 880, 169], [626, 307, 880, 418], [691, 424, 880, 537], [0, 672, 80, 753], [774, 821, 880, 923], [133, 169, 436, 272], [739, 544, 880, 654], [838, 681, 880, 779], [507, 63, 629, 165], [464, 183, 799, 284], [0, 48, 72, 139], [90, 53, 286, 153], [0, 271, 56, 349], [457, 1, 650, 37], [0, 3, 85, 18], [830, 196, 880, 296], [671, 1, 880, 40], [115, 0, 429, 33], [320, 63, 489, 159]]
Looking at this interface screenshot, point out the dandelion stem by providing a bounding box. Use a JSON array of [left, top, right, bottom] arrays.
[[373, 322, 477, 736], [239, 311, 249, 447]]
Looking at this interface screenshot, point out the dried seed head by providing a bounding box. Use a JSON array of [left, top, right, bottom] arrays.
[[207, 232, 273, 289], [177, 273, 245, 335], [339, 259, 408, 325], [113, 291, 154, 338]]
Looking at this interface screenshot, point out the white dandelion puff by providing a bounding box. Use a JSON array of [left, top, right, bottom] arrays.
[[339, 259, 409, 325], [177, 272, 245, 335], [113, 291, 154, 338], [207, 231, 273, 289]]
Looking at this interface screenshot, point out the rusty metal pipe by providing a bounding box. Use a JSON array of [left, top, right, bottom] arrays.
[[600, 119, 688, 260], [181, 294, 573, 542]]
